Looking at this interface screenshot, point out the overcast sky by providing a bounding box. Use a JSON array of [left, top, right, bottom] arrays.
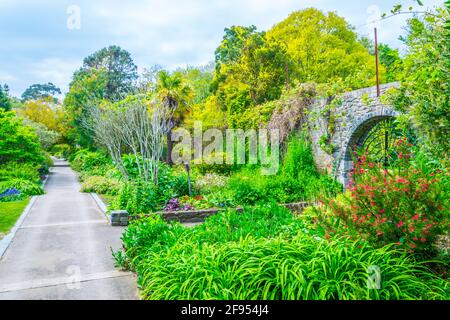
[[0, 0, 444, 97]]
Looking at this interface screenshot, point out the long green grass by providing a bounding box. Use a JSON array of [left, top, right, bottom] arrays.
[[116, 204, 449, 300]]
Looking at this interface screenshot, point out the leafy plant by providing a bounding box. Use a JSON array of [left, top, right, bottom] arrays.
[[0, 179, 44, 196], [80, 175, 121, 196], [316, 138, 449, 258], [116, 205, 449, 300]]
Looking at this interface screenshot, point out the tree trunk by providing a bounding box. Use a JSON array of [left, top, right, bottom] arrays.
[[166, 129, 173, 165]]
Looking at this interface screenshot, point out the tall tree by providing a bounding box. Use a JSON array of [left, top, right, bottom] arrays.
[[156, 70, 192, 164], [63, 68, 108, 148], [21, 82, 61, 102], [392, 6, 449, 159], [0, 84, 11, 111], [81, 45, 138, 100], [267, 8, 380, 89]]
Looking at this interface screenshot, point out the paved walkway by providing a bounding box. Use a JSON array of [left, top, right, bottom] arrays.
[[0, 160, 138, 299]]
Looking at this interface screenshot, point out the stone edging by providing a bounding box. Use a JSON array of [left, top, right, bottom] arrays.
[[111, 202, 314, 227], [0, 174, 50, 259]]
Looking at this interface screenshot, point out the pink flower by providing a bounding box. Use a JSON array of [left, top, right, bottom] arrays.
[[396, 221, 404, 228], [379, 209, 385, 214]]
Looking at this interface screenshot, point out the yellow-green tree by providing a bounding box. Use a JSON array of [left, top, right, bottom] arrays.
[[267, 8, 382, 89]]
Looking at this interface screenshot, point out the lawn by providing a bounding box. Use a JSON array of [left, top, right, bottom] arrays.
[[0, 198, 30, 235]]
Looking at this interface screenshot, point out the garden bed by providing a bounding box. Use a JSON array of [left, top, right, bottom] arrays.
[[126, 202, 313, 224]]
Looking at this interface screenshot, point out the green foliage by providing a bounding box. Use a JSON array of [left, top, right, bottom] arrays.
[[50, 144, 71, 159], [117, 206, 449, 300], [0, 84, 12, 111], [22, 119, 60, 151], [80, 175, 121, 196], [81, 45, 138, 100], [21, 82, 61, 103], [213, 26, 293, 127], [267, 8, 381, 89], [392, 8, 449, 160], [226, 135, 341, 205], [63, 68, 109, 148], [112, 163, 191, 214], [0, 109, 44, 165], [0, 179, 44, 196], [0, 162, 41, 184], [70, 149, 112, 175], [378, 43, 403, 82]]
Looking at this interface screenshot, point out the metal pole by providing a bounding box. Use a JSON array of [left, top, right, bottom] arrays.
[[374, 27, 380, 97]]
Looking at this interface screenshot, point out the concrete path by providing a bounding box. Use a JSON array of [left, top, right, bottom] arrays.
[[0, 160, 138, 300]]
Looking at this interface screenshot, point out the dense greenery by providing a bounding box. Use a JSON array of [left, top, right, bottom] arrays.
[[115, 205, 449, 300], [1, 3, 448, 301], [389, 8, 450, 160]]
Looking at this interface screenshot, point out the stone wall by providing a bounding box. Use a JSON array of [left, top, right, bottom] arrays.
[[308, 82, 400, 187]]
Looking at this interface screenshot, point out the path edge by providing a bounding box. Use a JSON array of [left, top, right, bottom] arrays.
[[0, 173, 51, 259], [90, 193, 111, 223]]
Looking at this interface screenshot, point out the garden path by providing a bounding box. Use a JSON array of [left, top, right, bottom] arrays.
[[0, 160, 138, 299]]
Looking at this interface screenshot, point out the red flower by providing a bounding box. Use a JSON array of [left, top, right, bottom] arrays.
[[413, 237, 418, 241], [396, 221, 404, 228], [411, 214, 419, 220], [420, 238, 427, 243], [379, 209, 385, 214]]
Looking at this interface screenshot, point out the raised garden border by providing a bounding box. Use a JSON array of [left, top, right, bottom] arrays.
[[102, 201, 314, 227]]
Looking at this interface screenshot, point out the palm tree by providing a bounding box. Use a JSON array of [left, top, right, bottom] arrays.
[[156, 70, 192, 164]]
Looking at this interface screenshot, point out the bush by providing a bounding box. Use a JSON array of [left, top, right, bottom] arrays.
[[80, 176, 121, 196], [0, 109, 44, 165], [224, 134, 341, 205], [117, 205, 449, 300], [0, 162, 41, 184], [316, 138, 449, 258], [0, 179, 44, 196], [70, 149, 111, 175]]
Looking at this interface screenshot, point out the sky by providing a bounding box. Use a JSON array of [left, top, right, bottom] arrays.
[[0, 0, 444, 98]]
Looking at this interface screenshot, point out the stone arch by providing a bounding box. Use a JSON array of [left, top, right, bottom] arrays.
[[336, 109, 399, 188], [307, 82, 401, 189]]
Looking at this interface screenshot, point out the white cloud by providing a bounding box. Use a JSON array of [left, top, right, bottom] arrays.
[[27, 58, 82, 94]]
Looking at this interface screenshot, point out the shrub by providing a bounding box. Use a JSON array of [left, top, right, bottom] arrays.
[[224, 134, 341, 205], [317, 138, 449, 258], [112, 181, 160, 214], [228, 172, 267, 205], [70, 149, 111, 175], [117, 205, 449, 300], [80, 175, 121, 196], [0, 179, 44, 196], [0, 162, 41, 184], [0, 109, 44, 165]]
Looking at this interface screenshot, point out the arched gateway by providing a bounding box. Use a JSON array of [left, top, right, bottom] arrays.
[[308, 82, 400, 188]]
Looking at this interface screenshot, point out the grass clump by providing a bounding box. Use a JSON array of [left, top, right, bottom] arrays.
[[116, 204, 449, 300]]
